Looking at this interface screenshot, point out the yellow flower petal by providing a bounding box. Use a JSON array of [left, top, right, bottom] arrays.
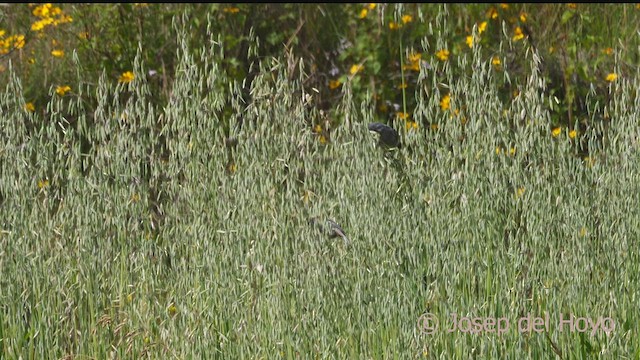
[[435, 49, 449, 61], [408, 52, 422, 63], [440, 94, 451, 111], [405, 121, 418, 130], [519, 12, 528, 23], [478, 21, 487, 34], [487, 7, 498, 20], [349, 64, 363, 75], [568, 130, 577, 139], [223, 7, 240, 13], [119, 71, 135, 83], [396, 112, 409, 120], [56, 85, 71, 96], [513, 26, 524, 41], [329, 79, 342, 90], [38, 179, 49, 189]]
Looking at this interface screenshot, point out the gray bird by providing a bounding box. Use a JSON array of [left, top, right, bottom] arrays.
[[368, 122, 400, 148], [308, 217, 350, 244]]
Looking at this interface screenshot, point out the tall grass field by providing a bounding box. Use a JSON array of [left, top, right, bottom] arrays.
[[1, 7, 639, 359]]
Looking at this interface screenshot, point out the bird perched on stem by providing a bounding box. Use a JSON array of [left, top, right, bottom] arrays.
[[308, 217, 350, 244], [368, 122, 401, 149]]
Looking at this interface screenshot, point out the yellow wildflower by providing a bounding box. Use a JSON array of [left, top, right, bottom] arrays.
[[51, 49, 64, 57], [500, 3, 509, 9], [440, 94, 451, 111], [397, 83, 408, 89], [487, 7, 498, 20], [403, 62, 420, 72], [568, 129, 577, 139], [31, 19, 48, 31], [478, 21, 487, 34], [605, 73, 617, 82], [119, 71, 135, 83], [551, 127, 562, 137], [495, 146, 502, 155], [349, 64, 363, 75], [520, 12, 528, 23], [359, 8, 368, 19], [396, 112, 409, 120], [2, 35, 26, 50], [405, 120, 418, 130], [33, 4, 52, 17], [368, 3, 376, 10], [56, 85, 71, 96], [13, 35, 25, 49], [329, 79, 342, 90], [401, 15, 413, 24], [430, 123, 439, 131], [435, 49, 450, 61], [408, 52, 421, 63], [513, 26, 524, 41], [603, 47, 613, 55], [38, 178, 49, 189], [567, 3, 577, 9], [223, 7, 240, 13], [389, 22, 400, 30], [25, 102, 35, 112], [516, 187, 525, 198], [466, 35, 474, 48]]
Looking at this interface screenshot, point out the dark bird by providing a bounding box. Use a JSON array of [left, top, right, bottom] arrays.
[[308, 217, 350, 244], [368, 122, 400, 148]]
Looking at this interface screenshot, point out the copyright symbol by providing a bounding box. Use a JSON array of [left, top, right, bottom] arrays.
[[417, 312, 438, 335]]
